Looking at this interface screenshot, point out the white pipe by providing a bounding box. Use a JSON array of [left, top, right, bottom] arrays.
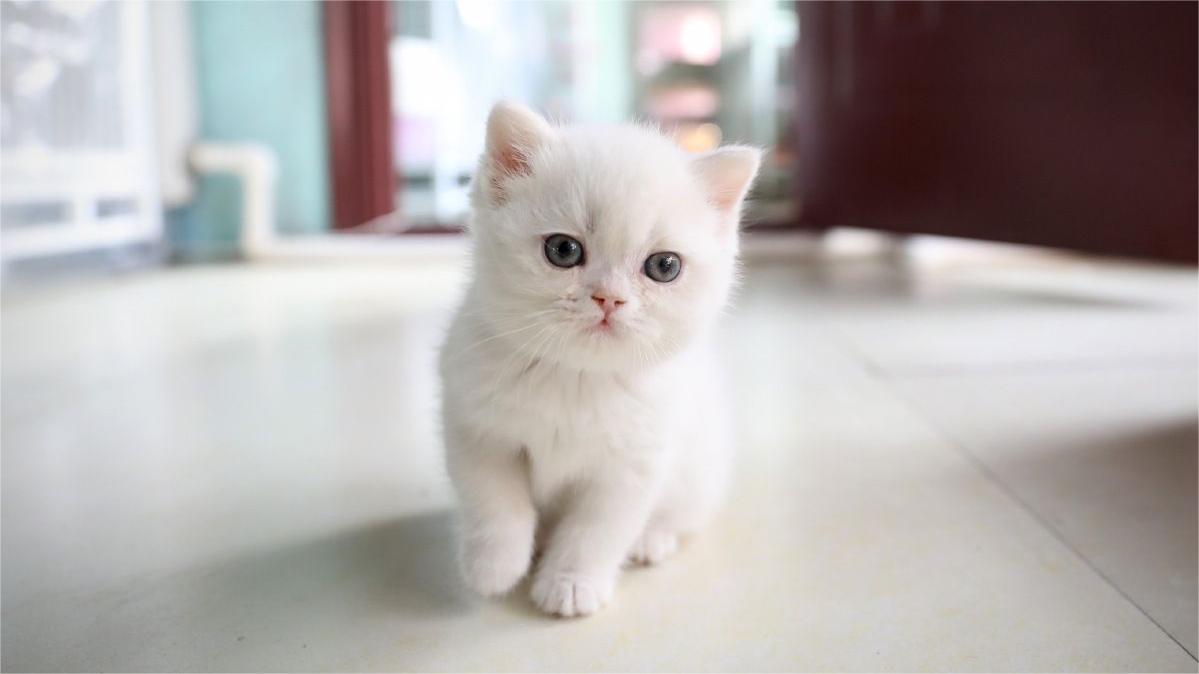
[[188, 142, 278, 258], [187, 141, 465, 263]]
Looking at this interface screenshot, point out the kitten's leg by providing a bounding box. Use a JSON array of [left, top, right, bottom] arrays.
[[530, 466, 659, 617], [532, 507, 562, 560], [629, 429, 730, 566], [626, 489, 697, 566], [628, 518, 679, 566], [447, 441, 536, 597]]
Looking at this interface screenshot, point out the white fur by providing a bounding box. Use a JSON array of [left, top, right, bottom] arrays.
[[439, 102, 760, 617]]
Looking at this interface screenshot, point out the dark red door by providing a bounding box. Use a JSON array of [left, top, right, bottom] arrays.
[[795, 2, 1197, 263], [325, 0, 395, 230]]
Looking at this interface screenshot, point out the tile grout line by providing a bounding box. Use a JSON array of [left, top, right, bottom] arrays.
[[820, 319, 1199, 662], [875, 355, 1199, 380], [888, 383, 1199, 663]]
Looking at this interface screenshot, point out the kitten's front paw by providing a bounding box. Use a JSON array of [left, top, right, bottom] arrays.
[[530, 571, 614, 618], [461, 534, 532, 597], [628, 529, 678, 566]]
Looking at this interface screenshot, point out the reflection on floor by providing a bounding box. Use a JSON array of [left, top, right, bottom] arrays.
[[3, 237, 1196, 671]]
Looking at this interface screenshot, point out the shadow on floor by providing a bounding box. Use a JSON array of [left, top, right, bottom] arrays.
[[200, 509, 477, 620], [2, 510, 484, 672]]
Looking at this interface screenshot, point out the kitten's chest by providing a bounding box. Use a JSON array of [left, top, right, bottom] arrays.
[[490, 362, 660, 453], [496, 364, 669, 504]]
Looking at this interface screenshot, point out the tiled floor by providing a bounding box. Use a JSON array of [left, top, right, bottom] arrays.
[[3, 238, 1196, 671]]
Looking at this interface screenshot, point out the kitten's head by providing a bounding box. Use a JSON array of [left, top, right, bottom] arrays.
[[467, 102, 760, 372]]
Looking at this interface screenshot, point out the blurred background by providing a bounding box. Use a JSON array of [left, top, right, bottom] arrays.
[[2, 0, 803, 264], [2, 0, 1193, 265], [1, 2, 1197, 672]]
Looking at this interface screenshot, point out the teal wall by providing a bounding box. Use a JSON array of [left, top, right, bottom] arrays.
[[171, 0, 330, 259], [588, 1, 632, 124]]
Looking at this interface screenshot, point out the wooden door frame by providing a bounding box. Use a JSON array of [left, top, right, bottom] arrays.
[[794, 1, 1198, 263], [324, 0, 396, 230]]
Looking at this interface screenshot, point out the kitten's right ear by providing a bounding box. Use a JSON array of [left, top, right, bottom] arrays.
[[691, 146, 762, 216], [482, 101, 555, 203]]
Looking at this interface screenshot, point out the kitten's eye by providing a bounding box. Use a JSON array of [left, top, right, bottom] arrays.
[[543, 234, 585, 268], [644, 252, 682, 283]]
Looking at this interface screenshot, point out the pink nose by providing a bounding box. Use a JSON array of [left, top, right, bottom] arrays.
[[591, 293, 626, 315]]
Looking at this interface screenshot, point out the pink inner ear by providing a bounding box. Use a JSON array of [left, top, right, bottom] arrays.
[[707, 186, 743, 212], [482, 103, 555, 204], [488, 145, 532, 203], [692, 147, 761, 215], [494, 145, 531, 178], [489, 135, 541, 199]]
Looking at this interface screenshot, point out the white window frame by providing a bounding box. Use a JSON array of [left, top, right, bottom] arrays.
[[1, 1, 160, 262]]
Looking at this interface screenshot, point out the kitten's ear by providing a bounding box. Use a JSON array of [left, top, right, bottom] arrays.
[[482, 101, 555, 203], [691, 146, 762, 215]]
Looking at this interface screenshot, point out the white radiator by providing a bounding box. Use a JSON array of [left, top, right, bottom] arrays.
[[0, 0, 160, 261]]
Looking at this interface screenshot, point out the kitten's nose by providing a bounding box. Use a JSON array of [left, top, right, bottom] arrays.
[[591, 292, 626, 315]]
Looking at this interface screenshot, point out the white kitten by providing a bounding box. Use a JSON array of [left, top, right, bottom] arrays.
[[439, 102, 760, 618]]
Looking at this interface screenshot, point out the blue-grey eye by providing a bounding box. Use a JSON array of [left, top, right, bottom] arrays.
[[544, 234, 584, 268], [644, 252, 682, 283]]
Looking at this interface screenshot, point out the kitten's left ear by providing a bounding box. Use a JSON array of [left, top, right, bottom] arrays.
[[482, 101, 556, 204], [691, 146, 762, 215]]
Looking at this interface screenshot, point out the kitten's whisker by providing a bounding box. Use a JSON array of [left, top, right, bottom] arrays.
[[450, 307, 559, 359], [517, 325, 561, 397], [487, 323, 554, 394], [454, 321, 544, 358]]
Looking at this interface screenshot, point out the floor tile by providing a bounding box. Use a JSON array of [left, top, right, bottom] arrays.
[[813, 259, 1198, 375], [891, 367, 1199, 658], [2, 259, 1196, 671]]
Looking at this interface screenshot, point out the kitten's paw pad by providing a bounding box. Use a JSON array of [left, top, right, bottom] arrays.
[[629, 530, 678, 566], [530, 572, 614, 618], [461, 537, 532, 597]]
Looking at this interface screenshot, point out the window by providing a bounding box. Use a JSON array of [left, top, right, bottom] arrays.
[[388, 0, 799, 231]]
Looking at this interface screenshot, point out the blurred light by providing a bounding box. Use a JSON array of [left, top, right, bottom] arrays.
[[775, 7, 798, 46], [676, 122, 722, 153], [645, 85, 718, 119], [455, 0, 498, 34], [391, 38, 464, 119], [678, 11, 721, 65], [638, 6, 722, 70]]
